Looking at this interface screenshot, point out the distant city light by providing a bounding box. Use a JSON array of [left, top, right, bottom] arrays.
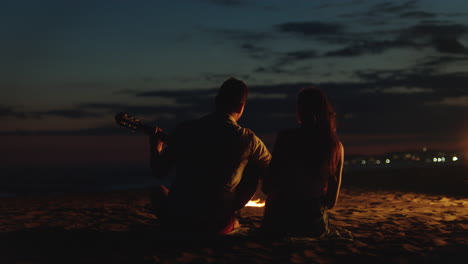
[[441, 157, 445, 162], [385, 159, 391, 164], [361, 160, 366, 165], [437, 158, 442, 162], [433, 157, 437, 162], [376, 160, 381, 165], [422, 147, 427, 152], [452, 156, 458, 162]]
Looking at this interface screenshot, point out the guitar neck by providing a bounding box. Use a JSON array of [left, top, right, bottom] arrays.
[[138, 123, 157, 135], [115, 112, 169, 142]]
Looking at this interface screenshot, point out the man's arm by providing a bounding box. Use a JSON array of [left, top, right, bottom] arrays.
[[325, 141, 344, 209], [232, 131, 271, 210], [249, 133, 272, 170], [261, 132, 286, 195]]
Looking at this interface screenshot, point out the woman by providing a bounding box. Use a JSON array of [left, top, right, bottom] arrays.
[[262, 87, 344, 237]]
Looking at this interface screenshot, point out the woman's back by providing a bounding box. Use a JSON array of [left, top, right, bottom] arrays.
[[263, 128, 330, 198], [262, 87, 344, 237]]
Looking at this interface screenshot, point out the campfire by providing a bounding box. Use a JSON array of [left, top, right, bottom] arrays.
[[246, 199, 265, 207]]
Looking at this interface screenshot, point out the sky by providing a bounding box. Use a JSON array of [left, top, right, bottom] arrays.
[[1, 0, 468, 167]]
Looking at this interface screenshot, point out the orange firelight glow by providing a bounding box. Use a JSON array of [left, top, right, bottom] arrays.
[[246, 199, 265, 207]]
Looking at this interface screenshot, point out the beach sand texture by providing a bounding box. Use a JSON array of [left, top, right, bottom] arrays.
[[1, 186, 466, 263]]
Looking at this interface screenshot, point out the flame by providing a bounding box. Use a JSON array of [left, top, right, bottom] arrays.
[[246, 199, 265, 207]]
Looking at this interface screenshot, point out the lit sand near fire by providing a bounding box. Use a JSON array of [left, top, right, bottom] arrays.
[[1, 188, 466, 263]]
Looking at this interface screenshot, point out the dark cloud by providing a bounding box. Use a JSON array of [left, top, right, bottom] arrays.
[[399, 11, 436, 19], [240, 43, 274, 60], [0, 125, 125, 136], [417, 55, 468, 69], [5, 75, 467, 149], [427, 96, 468, 107], [341, 0, 418, 19], [323, 22, 468, 58], [251, 21, 468, 72], [135, 89, 215, 101], [339, 0, 420, 24], [402, 23, 468, 39], [0, 106, 27, 119], [275, 21, 345, 36], [313, 0, 368, 10], [255, 49, 319, 72], [280, 50, 318, 62], [353, 69, 468, 95], [34, 110, 101, 119], [205, 0, 248, 7], [367, 1, 418, 15], [254, 66, 290, 74], [325, 39, 411, 57], [213, 29, 273, 42], [0, 106, 99, 119], [203, 72, 254, 83], [79, 103, 189, 123], [432, 37, 468, 54]]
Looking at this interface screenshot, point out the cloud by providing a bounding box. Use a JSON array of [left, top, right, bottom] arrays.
[[402, 23, 468, 39], [4, 77, 467, 142], [237, 15, 468, 73], [367, 1, 418, 15], [240, 43, 274, 60], [432, 37, 468, 54], [249, 92, 288, 100], [34, 110, 101, 119], [203, 72, 254, 83], [382, 87, 435, 94], [359, 86, 435, 94], [275, 21, 345, 36], [399, 11, 436, 19], [340, 0, 420, 23], [213, 29, 273, 42], [0, 106, 99, 119], [427, 96, 468, 107], [280, 49, 318, 63], [417, 55, 468, 68], [323, 22, 468, 58], [205, 0, 249, 7], [325, 39, 411, 57], [0, 106, 27, 119], [79, 103, 189, 118], [397, 23, 468, 54]]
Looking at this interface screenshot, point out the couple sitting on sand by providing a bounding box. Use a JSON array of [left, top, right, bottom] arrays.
[[148, 77, 343, 238]]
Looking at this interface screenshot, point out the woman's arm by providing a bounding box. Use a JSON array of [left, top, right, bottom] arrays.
[[325, 141, 344, 209], [261, 132, 286, 195]]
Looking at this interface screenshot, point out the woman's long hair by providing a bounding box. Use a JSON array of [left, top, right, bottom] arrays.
[[297, 87, 340, 178]]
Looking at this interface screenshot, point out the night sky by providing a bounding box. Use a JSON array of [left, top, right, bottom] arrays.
[[1, 0, 468, 168]]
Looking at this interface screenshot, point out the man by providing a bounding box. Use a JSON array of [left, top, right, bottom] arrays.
[[149, 77, 271, 235]]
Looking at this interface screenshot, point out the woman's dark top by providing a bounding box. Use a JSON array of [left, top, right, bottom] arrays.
[[262, 126, 344, 237]]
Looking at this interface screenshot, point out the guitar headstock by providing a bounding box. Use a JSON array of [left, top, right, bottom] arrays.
[[115, 112, 168, 141], [115, 112, 143, 131]]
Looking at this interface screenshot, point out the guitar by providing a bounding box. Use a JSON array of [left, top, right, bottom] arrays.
[[115, 112, 169, 142]]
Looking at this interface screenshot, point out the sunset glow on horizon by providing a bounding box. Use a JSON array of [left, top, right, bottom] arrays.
[[1, 0, 467, 166]]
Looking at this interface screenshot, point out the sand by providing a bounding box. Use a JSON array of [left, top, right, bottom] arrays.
[[1, 187, 466, 263]]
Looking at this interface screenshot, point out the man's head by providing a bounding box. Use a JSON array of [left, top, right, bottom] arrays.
[[215, 78, 248, 120]]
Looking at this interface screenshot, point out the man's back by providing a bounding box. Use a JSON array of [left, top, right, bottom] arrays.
[[156, 112, 270, 233]]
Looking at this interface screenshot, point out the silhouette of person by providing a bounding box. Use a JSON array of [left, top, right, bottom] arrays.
[[149, 77, 271, 235], [261, 87, 344, 237]]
